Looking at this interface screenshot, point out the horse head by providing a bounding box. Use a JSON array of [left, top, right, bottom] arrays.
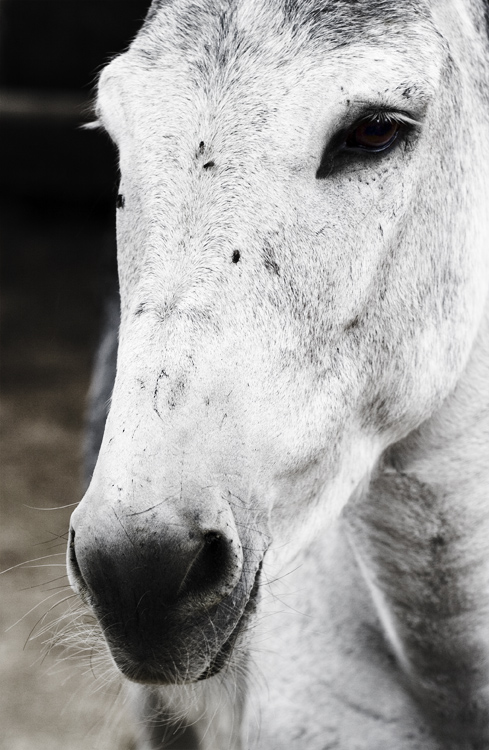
[[67, 1, 489, 727]]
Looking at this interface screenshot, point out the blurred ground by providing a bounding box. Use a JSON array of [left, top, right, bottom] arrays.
[[0, 198, 137, 749]]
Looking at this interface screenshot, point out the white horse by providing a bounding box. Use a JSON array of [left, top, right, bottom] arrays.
[[68, 1, 489, 748]]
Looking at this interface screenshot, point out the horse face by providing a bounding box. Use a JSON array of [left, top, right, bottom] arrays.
[[68, 1, 489, 685]]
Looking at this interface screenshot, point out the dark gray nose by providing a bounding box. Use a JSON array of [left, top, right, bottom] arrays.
[[69, 521, 239, 610], [67, 499, 244, 681]]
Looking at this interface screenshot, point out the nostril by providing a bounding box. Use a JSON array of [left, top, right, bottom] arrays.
[[204, 530, 222, 545], [68, 526, 87, 595], [67, 515, 243, 619], [181, 530, 234, 599], [203, 530, 228, 574]]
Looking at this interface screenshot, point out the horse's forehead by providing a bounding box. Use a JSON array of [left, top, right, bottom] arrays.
[[137, 0, 432, 65], [146, 0, 429, 28]]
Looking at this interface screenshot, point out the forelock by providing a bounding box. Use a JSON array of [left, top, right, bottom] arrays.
[[135, 0, 432, 66]]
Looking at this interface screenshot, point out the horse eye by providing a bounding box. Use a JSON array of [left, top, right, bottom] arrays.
[[344, 118, 400, 153]]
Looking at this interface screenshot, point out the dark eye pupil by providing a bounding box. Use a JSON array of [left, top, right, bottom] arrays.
[[346, 118, 400, 152], [363, 121, 393, 138]]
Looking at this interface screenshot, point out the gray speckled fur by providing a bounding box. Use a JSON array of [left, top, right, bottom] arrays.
[[77, 1, 489, 747]]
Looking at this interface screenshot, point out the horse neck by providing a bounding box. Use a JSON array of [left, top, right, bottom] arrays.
[[346, 297, 489, 742]]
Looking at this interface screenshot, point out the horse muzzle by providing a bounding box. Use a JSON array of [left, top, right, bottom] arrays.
[[67, 483, 264, 684]]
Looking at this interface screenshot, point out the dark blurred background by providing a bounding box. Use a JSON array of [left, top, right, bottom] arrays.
[[0, 3, 151, 747]]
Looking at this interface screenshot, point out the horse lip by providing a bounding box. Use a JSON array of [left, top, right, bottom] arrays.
[[197, 562, 262, 681], [102, 562, 263, 686]]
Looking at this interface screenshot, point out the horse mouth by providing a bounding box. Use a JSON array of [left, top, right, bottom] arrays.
[[104, 563, 263, 686], [198, 563, 262, 680]]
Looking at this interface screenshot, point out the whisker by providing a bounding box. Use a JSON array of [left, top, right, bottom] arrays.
[[20, 576, 69, 591], [20, 564, 67, 569], [0, 552, 65, 576], [33, 531, 69, 546], [23, 502, 80, 510], [261, 563, 303, 586], [26, 594, 79, 641], [38, 542, 69, 552], [6, 589, 72, 633]]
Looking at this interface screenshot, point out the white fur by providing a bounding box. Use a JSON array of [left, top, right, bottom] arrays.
[[69, 1, 489, 747]]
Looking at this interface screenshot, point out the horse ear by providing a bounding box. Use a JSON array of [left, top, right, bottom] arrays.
[[95, 59, 129, 145]]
